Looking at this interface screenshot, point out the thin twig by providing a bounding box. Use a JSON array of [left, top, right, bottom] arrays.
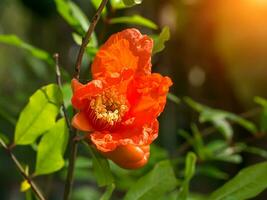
[[74, 0, 109, 79], [54, 53, 72, 131], [63, 137, 78, 200], [0, 138, 46, 200], [63, 1, 108, 199]]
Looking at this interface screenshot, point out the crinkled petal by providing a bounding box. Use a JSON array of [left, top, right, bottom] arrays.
[[71, 79, 104, 110], [90, 119, 159, 152], [92, 28, 153, 80], [72, 112, 94, 132], [126, 73, 172, 125]]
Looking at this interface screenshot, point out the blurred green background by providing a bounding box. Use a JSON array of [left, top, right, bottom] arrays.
[[1, 0, 267, 199]]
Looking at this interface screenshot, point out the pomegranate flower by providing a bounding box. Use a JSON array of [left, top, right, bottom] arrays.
[[71, 29, 172, 169]]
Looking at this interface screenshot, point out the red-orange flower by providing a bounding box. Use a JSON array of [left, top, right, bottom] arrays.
[[71, 28, 172, 169]]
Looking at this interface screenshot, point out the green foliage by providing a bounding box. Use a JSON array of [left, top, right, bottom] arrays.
[[14, 84, 62, 145], [71, 186, 101, 200], [184, 97, 257, 140], [178, 152, 197, 200], [0, 132, 10, 145], [124, 160, 178, 200], [61, 83, 72, 108], [205, 141, 243, 164], [197, 165, 229, 180], [255, 96, 267, 132], [110, 0, 127, 9], [110, 15, 158, 30], [100, 183, 115, 200], [35, 118, 68, 175], [54, 0, 85, 35], [152, 27, 170, 55], [0, 35, 53, 65], [209, 162, 267, 200], [55, 0, 98, 47], [91, 0, 107, 16], [87, 144, 114, 187], [122, 0, 142, 7], [167, 93, 180, 105]]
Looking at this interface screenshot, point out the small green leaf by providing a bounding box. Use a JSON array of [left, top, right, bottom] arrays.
[[61, 83, 72, 108], [72, 32, 98, 49], [55, 0, 84, 35], [185, 152, 197, 181], [14, 84, 62, 145], [100, 183, 115, 200], [91, 0, 107, 16], [122, 0, 142, 7], [0, 35, 53, 65], [35, 118, 68, 175], [68, 1, 89, 32], [110, 0, 127, 9], [87, 145, 114, 186], [55, 0, 100, 44], [178, 152, 197, 200], [184, 97, 257, 140], [209, 162, 267, 200], [198, 165, 229, 180], [110, 15, 158, 30], [0, 132, 9, 145], [255, 96, 267, 132], [152, 27, 170, 55], [244, 146, 267, 159], [167, 93, 180, 105], [124, 160, 178, 200]]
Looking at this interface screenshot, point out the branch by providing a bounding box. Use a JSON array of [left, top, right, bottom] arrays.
[[74, 0, 109, 79], [0, 138, 46, 200], [64, 1, 109, 200], [54, 53, 72, 131]]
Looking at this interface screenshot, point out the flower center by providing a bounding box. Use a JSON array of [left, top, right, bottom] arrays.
[[88, 90, 128, 130]]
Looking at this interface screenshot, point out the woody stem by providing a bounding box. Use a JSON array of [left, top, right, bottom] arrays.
[[63, 1, 109, 200], [0, 138, 46, 200], [74, 0, 109, 79]]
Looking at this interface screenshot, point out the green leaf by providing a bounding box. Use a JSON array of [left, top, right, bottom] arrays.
[[14, 84, 63, 145], [255, 96, 267, 132], [167, 93, 180, 105], [61, 83, 72, 108], [71, 186, 101, 200], [55, 0, 100, 43], [124, 160, 178, 200], [178, 152, 197, 200], [110, 15, 158, 30], [209, 162, 267, 200], [152, 27, 170, 55], [110, 0, 127, 9], [55, 0, 84, 34], [191, 125, 206, 160], [0, 132, 10, 145], [122, 0, 142, 7], [244, 146, 267, 159], [100, 183, 115, 200], [87, 145, 114, 186], [72, 32, 98, 49], [0, 35, 53, 65], [184, 152, 197, 180], [197, 165, 229, 180], [35, 118, 68, 175], [184, 97, 257, 140], [91, 0, 107, 16]]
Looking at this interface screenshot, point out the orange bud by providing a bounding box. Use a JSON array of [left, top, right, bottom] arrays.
[[102, 144, 150, 169]]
